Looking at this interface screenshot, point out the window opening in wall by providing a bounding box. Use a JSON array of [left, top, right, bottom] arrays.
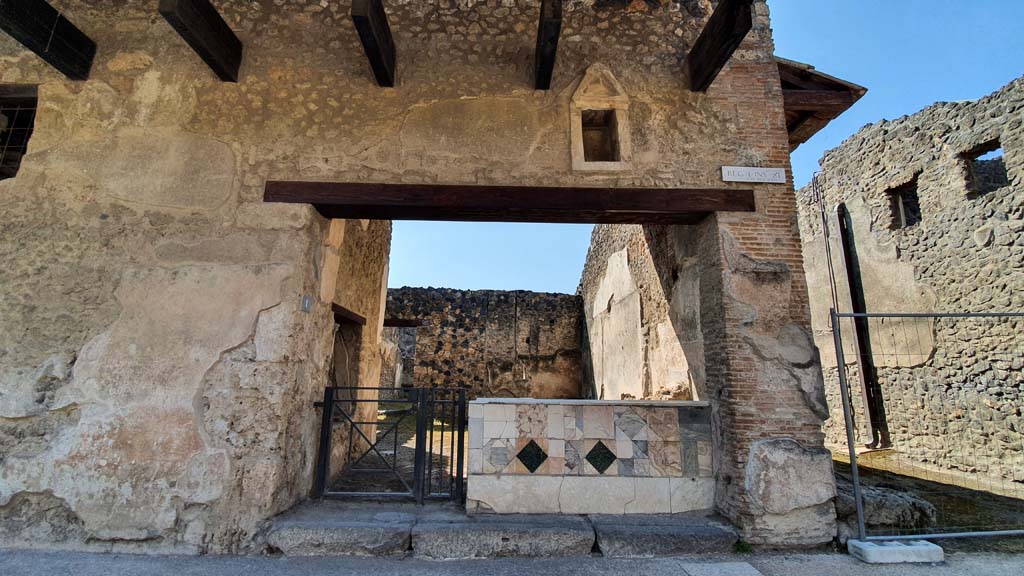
[[581, 109, 620, 162], [0, 86, 38, 181], [886, 176, 922, 230], [963, 139, 1008, 197]]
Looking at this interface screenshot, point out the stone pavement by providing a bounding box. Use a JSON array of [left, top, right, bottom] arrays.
[[2, 549, 1024, 576], [266, 500, 738, 558]]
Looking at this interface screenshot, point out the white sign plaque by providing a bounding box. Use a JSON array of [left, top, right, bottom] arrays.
[[721, 166, 787, 184]]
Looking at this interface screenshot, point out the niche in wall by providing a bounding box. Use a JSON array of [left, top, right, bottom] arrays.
[[570, 64, 632, 171]]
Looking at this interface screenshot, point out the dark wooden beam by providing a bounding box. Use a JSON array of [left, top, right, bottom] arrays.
[[0, 0, 96, 80], [264, 181, 756, 225], [384, 318, 425, 328], [332, 303, 367, 326], [782, 89, 856, 112], [684, 0, 753, 92], [351, 0, 395, 87], [533, 0, 562, 90], [159, 0, 243, 82]]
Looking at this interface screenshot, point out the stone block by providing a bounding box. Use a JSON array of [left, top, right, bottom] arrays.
[[592, 513, 737, 558], [266, 502, 415, 557], [412, 514, 594, 559], [847, 539, 944, 564]]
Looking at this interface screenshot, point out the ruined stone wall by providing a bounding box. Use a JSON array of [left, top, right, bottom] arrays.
[[1, 0, 834, 550], [384, 288, 583, 399], [797, 78, 1024, 483]]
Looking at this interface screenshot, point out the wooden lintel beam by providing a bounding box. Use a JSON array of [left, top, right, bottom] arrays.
[[332, 303, 367, 326], [159, 0, 243, 82], [533, 0, 562, 90], [0, 0, 96, 80], [383, 318, 425, 328], [351, 0, 396, 87], [264, 181, 756, 225], [782, 89, 856, 112], [684, 0, 754, 92]]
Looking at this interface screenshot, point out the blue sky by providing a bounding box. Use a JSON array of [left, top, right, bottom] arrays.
[[388, 1, 1023, 293]]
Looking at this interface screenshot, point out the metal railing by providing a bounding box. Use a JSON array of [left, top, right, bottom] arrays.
[[313, 386, 467, 504], [831, 310, 1024, 541]]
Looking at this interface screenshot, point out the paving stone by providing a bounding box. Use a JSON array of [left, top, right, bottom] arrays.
[[412, 513, 595, 559], [591, 512, 738, 558], [679, 561, 765, 576]]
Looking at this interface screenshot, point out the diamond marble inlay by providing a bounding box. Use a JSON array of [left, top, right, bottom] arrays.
[[585, 440, 617, 474], [517, 440, 548, 473]]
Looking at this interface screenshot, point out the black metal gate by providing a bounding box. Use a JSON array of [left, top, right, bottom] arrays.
[[313, 386, 466, 503]]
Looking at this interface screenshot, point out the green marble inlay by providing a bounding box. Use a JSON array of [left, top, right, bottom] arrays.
[[517, 440, 548, 473], [586, 440, 617, 474]]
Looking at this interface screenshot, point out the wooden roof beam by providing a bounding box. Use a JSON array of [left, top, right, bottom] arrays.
[[684, 0, 754, 92], [782, 89, 856, 113], [263, 181, 756, 225], [159, 0, 243, 82], [0, 0, 96, 80], [533, 0, 562, 90], [352, 0, 396, 87]]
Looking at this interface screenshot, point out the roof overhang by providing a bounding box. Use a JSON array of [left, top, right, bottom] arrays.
[[777, 57, 867, 151]]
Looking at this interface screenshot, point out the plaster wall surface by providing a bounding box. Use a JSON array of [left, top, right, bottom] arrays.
[[797, 78, 1024, 483], [1, 0, 833, 550]]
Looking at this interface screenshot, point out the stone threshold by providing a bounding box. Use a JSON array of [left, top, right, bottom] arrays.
[[266, 500, 737, 560], [471, 398, 711, 408]]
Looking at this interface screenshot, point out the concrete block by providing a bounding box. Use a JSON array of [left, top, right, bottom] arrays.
[[847, 539, 944, 564]]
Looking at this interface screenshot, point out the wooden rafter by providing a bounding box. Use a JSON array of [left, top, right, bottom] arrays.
[[159, 0, 243, 82], [684, 0, 754, 92], [0, 0, 96, 80], [263, 181, 756, 225], [351, 0, 396, 87], [533, 0, 562, 90]]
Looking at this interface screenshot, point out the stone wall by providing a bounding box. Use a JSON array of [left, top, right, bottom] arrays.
[[384, 288, 583, 399], [797, 78, 1024, 482], [466, 398, 715, 514], [0, 0, 837, 550], [379, 326, 417, 389]]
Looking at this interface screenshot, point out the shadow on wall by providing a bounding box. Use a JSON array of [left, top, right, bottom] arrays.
[[579, 221, 716, 401]]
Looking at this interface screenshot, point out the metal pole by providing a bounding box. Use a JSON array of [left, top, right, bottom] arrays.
[[865, 529, 1024, 542], [832, 308, 867, 541], [455, 388, 467, 504], [313, 387, 335, 499]]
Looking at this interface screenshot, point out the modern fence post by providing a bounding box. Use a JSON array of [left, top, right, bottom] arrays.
[[455, 388, 467, 504], [831, 308, 868, 541], [313, 386, 336, 499], [412, 388, 429, 504]]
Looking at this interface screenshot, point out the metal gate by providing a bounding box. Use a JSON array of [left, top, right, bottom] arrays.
[[313, 386, 467, 503], [831, 309, 1024, 542]]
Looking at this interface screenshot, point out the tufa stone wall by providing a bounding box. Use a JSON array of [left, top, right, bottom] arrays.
[[384, 288, 583, 399], [797, 78, 1024, 483], [1, 0, 836, 549]]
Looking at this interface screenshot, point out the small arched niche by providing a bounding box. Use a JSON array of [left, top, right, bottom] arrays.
[[570, 64, 632, 172]]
